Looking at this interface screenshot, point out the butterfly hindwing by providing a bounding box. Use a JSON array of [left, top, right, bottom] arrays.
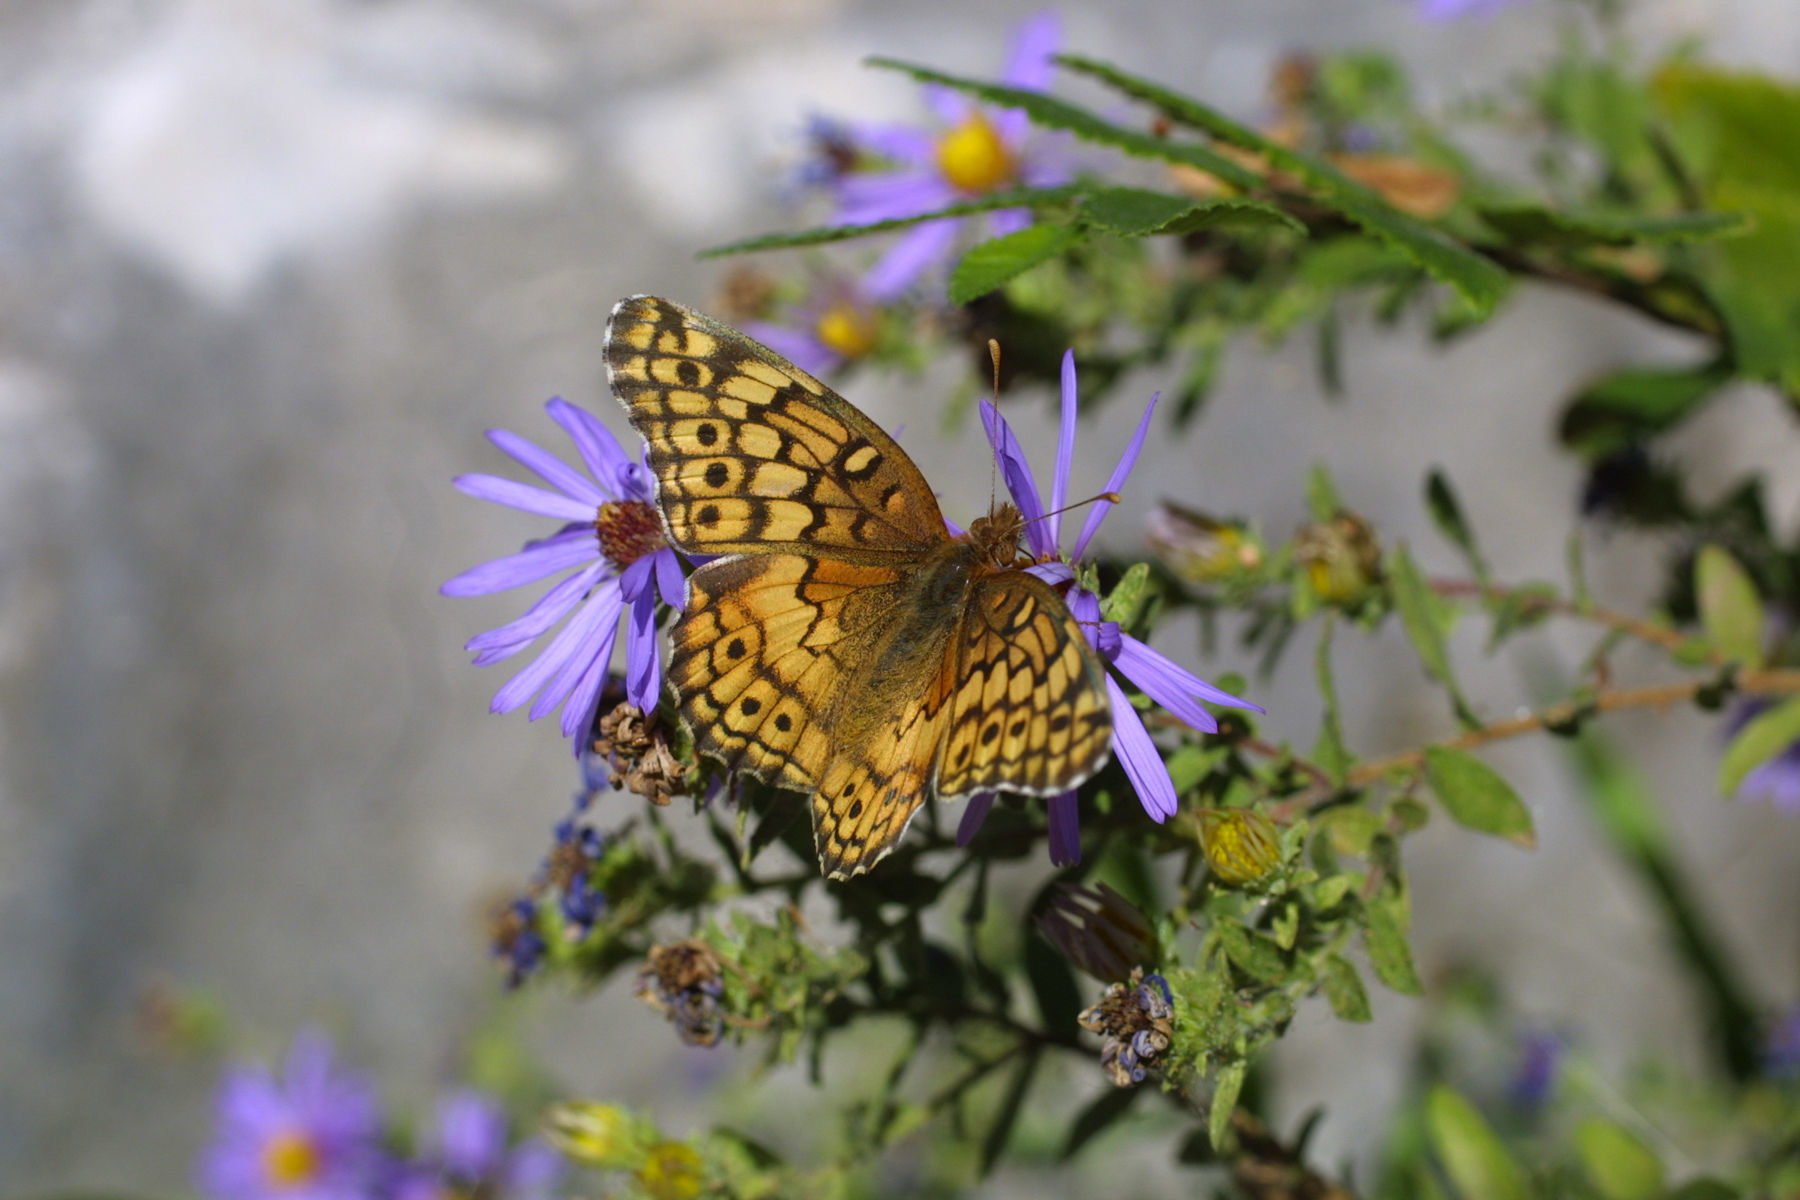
[[607, 296, 947, 562]]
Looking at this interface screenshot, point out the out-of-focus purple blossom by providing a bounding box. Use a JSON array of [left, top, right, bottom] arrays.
[[1765, 1005, 1800, 1079], [197, 1031, 385, 1200], [808, 12, 1076, 298], [742, 278, 883, 378], [958, 350, 1261, 865], [1508, 1029, 1565, 1110], [1726, 698, 1800, 814], [442, 398, 686, 746], [393, 1090, 563, 1200], [491, 898, 548, 989], [1415, 0, 1528, 19]]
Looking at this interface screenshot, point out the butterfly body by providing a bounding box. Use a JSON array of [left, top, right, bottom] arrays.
[[607, 296, 1113, 878]]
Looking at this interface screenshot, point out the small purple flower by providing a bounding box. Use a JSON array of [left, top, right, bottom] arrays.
[[1726, 698, 1800, 814], [810, 12, 1075, 298], [442, 398, 686, 745], [197, 1031, 385, 1200], [1765, 1005, 1800, 1079], [958, 351, 1262, 864], [394, 1090, 563, 1200], [1415, 0, 1527, 19], [742, 277, 883, 378], [1508, 1029, 1565, 1110]]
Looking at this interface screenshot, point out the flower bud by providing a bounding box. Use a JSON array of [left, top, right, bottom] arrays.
[[1147, 503, 1263, 584], [545, 1102, 650, 1171], [1199, 807, 1281, 885], [1294, 511, 1381, 607], [638, 1142, 705, 1200]]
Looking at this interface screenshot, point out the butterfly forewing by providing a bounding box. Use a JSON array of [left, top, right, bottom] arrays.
[[607, 296, 947, 562]]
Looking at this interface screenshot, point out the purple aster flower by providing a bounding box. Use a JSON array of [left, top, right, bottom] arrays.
[[393, 1090, 563, 1200], [442, 397, 687, 744], [742, 277, 883, 378], [810, 11, 1075, 298], [957, 350, 1262, 864], [1725, 698, 1800, 814], [197, 1031, 385, 1200], [1415, 0, 1527, 19], [1765, 1005, 1800, 1079]]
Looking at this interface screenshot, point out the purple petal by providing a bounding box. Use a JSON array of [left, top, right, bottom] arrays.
[[957, 791, 997, 846], [1027, 560, 1075, 587], [453, 474, 595, 524], [546, 398, 630, 490], [988, 207, 1033, 237], [486, 428, 605, 507], [1003, 12, 1061, 95], [848, 120, 937, 164], [864, 218, 962, 301], [1108, 677, 1177, 821], [441, 528, 596, 597], [464, 562, 608, 657], [526, 589, 622, 721], [624, 589, 661, 713], [560, 612, 620, 743], [1048, 349, 1078, 550], [979, 398, 1049, 551], [1113, 632, 1263, 724], [1072, 391, 1158, 560], [503, 1142, 565, 1195], [653, 547, 687, 612], [741, 322, 836, 377], [617, 552, 656, 606], [924, 84, 969, 126], [491, 585, 619, 715], [436, 1090, 507, 1179], [1047, 790, 1081, 865], [834, 171, 954, 226]]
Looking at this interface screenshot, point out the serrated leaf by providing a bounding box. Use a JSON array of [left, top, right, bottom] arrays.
[[867, 58, 1264, 189], [1059, 1084, 1142, 1160], [1477, 204, 1750, 246], [1217, 921, 1286, 982], [1695, 544, 1764, 666], [1557, 363, 1730, 459], [1423, 746, 1536, 849], [1425, 1087, 1533, 1200], [1059, 54, 1510, 313], [1425, 469, 1488, 586], [701, 185, 1084, 257], [1081, 186, 1303, 236], [1390, 543, 1478, 727], [1575, 1118, 1665, 1200], [1321, 954, 1373, 1022], [978, 1049, 1040, 1177], [1208, 1059, 1246, 1154], [1364, 894, 1423, 995], [949, 223, 1082, 304], [1717, 692, 1800, 796]]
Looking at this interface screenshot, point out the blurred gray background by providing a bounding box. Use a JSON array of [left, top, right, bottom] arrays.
[[3, 0, 1798, 1192]]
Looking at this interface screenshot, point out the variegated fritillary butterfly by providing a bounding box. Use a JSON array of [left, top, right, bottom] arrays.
[[606, 296, 1112, 879]]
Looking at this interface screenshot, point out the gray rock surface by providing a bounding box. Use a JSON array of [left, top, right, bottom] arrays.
[[3, 0, 1797, 1191]]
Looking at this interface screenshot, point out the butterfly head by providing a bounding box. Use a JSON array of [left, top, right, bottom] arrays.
[[965, 503, 1028, 570]]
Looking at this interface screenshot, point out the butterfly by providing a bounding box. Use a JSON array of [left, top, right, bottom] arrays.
[[606, 296, 1113, 879]]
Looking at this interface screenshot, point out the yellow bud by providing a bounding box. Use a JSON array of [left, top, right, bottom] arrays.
[[813, 301, 879, 361], [1147, 503, 1263, 584], [637, 1142, 705, 1200], [1199, 808, 1281, 885], [1294, 512, 1381, 606], [936, 115, 1016, 194], [545, 1102, 648, 1171]]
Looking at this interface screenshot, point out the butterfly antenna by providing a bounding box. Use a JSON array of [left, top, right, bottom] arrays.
[[1024, 491, 1124, 528], [986, 338, 1003, 513]]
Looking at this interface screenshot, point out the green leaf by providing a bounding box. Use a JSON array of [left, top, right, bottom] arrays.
[[1217, 921, 1286, 983], [1425, 469, 1488, 586], [1666, 1182, 1740, 1200], [1101, 561, 1153, 627], [979, 1049, 1040, 1177], [1695, 544, 1764, 666], [1314, 618, 1350, 786], [1717, 692, 1800, 796], [1423, 747, 1536, 849], [1557, 362, 1730, 459], [1574, 1118, 1665, 1200], [1321, 954, 1373, 1023], [1306, 462, 1343, 521], [1390, 543, 1479, 728], [1425, 1086, 1533, 1200], [867, 58, 1264, 189], [1080, 186, 1303, 236], [1477, 204, 1750, 246], [949, 223, 1082, 304], [1318, 806, 1382, 857], [1207, 1059, 1246, 1154], [1059, 1084, 1142, 1160], [700, 185, 1084, 256], [1058, 54, 1510, 314], [1364, 893, 1423, 996]]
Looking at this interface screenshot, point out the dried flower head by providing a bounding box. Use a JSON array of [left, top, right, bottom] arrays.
[[1078, 968, 1176, 1087], [636, 940, 727, 1047], [593, 702, 686, 807]]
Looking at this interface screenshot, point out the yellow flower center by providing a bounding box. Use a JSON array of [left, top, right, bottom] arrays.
[[936, 114, 1016, 194], [813, 302, 879, 361], [261, 1129, 322, 1188], [637, 1142, 704, 1200]]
